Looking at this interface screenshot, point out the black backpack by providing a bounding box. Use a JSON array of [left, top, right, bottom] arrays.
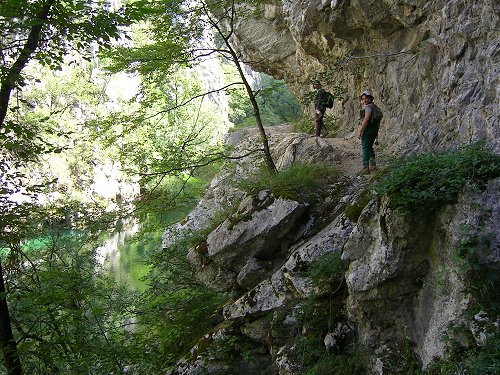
[[323, 91, 334, 109], [370, 103, 383, 124]]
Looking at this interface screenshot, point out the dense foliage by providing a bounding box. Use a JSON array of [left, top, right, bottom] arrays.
[[0, 0, 269, 373], [2, 0, 497, 373], [375, 143, 500, 214], [289, 252, 368, 375], [132, 234, 227, 373], [5, 227, 135, 374], [226, 72, 301, 127]]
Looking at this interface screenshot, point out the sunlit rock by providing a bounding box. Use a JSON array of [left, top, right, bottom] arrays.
[[206, 197, 308, 268], [223, 212, 354, 320]]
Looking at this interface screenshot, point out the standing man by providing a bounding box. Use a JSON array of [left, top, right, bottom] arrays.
[[312, 80, 328, 137], [358, 90, 378, 174]]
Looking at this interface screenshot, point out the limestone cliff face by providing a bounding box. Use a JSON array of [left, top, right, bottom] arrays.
[[343, 178, 500, 368], [161, 4, 499, 372], [230, 0, 499, 153]]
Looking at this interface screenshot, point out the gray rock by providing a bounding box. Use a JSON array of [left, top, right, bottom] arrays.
[[223, 213, 355, 320], [324, 322, 355, 351], [237, 258, 267, 288], [469, 179, 500, 267], [241, 316, 273, 344], [343, 178, 500, 367], [229, 1, 499, 153], [206, 198, 308, 269], [274, 134, 338, 170]]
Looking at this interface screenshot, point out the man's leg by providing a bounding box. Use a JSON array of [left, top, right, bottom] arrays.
[[369, 129, 377, 169], [361, 130, 376, 173], [314, 113, 322, 137], [320, 110, 328, 137]]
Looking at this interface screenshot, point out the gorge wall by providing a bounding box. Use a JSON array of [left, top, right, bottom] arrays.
[[230, 0, 499, 154]]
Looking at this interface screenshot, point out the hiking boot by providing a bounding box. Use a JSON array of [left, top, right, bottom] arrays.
[[320, 129, 329, 138], [370, 159, 378, 171], [360, 167, 370, 175]]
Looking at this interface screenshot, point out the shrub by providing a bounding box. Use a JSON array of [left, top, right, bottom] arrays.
[[238, 163, 339, 201], [308, 251, 346, 294], [291, 114, 340, 136], [375, 143, 500, 214], [323, 114, 341, 136], [301, 348, 367, 375], [288, 252, 366, 374], [139, 236, 228, 373], [291, 117, 313, 134]]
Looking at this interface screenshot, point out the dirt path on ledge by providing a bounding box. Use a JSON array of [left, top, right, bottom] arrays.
[[262, 124, 383, 176]]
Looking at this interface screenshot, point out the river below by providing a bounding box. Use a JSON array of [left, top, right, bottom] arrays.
[[96, 219, 156, 292]]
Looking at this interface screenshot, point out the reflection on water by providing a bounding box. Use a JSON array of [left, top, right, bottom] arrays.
[[96, 218, 153, 292]]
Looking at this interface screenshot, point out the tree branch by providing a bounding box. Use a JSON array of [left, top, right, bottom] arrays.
[[138, 148, 264, 178], [141, 82, 244, 121]]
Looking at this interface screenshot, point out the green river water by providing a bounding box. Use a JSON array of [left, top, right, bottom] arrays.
[[97, 219, 159, 292]]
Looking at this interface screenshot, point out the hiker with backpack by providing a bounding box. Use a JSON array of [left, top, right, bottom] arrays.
[[312, 80, 330, 137], [358, 90, 382, 174]]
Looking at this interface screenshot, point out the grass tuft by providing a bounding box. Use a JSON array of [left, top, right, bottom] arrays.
[[238, 163, 339, 201]]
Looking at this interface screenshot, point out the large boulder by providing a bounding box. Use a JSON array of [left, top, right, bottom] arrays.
[[187, 191, 309, 292], [223, 212, 354, 320], [206, 196, 308, 268]]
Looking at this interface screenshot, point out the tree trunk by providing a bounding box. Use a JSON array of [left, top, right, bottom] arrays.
[[205, 0, 278, 173], [0, 259, 22, 375], [0, 0, 55, 129], [227, 47, 278, 173], [236, 60, 278, 173]]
